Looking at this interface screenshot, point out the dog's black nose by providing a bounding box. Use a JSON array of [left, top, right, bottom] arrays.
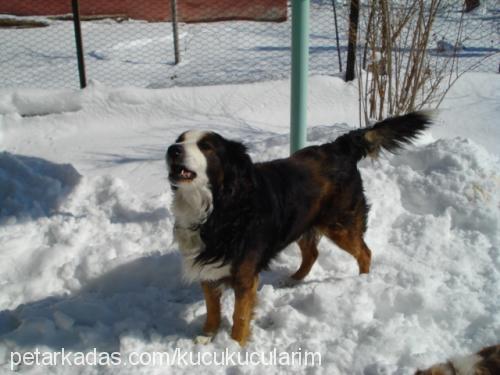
[[167, 144, 183, 160]]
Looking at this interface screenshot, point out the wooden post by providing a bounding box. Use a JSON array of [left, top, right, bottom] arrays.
[[345, 0, 359, 81], [71, 0, 87, 88]]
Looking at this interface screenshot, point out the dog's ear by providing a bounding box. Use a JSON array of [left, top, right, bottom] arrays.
[[222, 139, 255, 197]]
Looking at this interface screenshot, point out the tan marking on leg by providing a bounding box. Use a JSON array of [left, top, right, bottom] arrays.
[[201, 281, 222, 336], [322, 227, 372, 274], [230, 275, 258, 346], [291, 230, 320, 280]]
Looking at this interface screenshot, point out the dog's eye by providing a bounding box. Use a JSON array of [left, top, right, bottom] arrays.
[[199, 141, 212, 151]]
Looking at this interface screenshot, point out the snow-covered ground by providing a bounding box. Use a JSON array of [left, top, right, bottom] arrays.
[[0, 72, 499, 374]]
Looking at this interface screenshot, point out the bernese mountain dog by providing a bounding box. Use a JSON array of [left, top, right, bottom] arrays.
[[166, 111, 432, 346], [415, 344, 500, 375]]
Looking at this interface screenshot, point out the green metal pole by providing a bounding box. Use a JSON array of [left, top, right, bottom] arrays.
[[290, 0, 309, 154]]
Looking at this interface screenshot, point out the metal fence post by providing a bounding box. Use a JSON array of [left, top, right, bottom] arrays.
[[71, 0, 87, 88], [290, 0, 309, 154], [171, 0, 180, 64]]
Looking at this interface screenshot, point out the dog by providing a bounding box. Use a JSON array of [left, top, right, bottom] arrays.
[[415, 344, 500, 375], [166, 111, 432, 346]]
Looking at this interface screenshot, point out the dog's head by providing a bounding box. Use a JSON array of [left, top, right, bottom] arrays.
[[166, 130, 253, 196]]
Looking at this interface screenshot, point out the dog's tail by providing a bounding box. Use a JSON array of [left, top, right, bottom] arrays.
[[333, 111, 433, 161]]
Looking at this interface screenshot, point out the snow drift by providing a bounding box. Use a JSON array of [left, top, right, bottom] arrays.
[[0, 152, 81, 221]]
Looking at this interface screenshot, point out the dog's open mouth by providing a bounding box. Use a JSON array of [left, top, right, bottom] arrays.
[[169, 164, 197, 183]]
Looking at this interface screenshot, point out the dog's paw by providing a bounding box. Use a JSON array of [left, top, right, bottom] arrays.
[[194, 335, 213, 345]]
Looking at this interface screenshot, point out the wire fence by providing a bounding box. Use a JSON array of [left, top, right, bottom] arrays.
[[0, 0, 498, 90]]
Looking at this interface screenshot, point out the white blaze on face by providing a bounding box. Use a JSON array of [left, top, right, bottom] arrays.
[[177, 130, 209, 188], [171, 130, 228, 282], [171, 130, 212, 223]]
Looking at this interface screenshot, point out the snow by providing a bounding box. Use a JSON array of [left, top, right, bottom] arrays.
[[0, 153, 81, 220], [0, 72, 499, 374]]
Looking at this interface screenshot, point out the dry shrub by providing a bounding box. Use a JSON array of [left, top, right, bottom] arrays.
[[356, 0, 495, 125]]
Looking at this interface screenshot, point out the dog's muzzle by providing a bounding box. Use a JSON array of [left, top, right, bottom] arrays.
[[166, 144, 197, 184]]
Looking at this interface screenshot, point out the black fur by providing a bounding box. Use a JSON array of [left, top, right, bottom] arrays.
[[190, 111, 432, 276], [327, 111, 432, 161]]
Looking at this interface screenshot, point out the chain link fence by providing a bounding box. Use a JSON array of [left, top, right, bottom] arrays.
[[0, 1, 498, 90], [352, 1, 499, 73]]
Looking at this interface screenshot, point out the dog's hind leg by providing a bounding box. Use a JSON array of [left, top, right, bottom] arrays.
[[322, 225, 372, 274], [291, 229, 320, 281], [320, 196, 372, 274]]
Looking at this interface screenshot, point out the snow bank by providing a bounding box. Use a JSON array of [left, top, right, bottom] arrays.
[[0, 152, 81, 221], [0, 89, 84, 116], [0, 165, 173, 317]]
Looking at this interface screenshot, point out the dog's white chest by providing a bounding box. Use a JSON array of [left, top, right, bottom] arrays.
[[174, 226, 231, 283], [172, 186, 230, 283]]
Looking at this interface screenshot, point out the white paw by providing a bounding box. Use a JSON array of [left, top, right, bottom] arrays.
[[194, 335, 213, 345]]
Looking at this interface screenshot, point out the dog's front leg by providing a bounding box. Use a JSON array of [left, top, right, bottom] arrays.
[[201, 281, 222, 336], [231, 275, 258, 346]]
